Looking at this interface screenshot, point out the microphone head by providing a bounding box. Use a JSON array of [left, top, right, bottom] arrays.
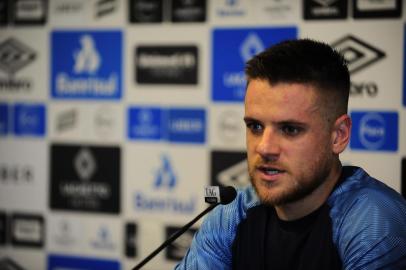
[[219, 186, 237, 205], [204, 186, 237, 205]]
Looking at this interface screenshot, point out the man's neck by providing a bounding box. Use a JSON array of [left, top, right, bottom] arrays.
[[275, 162, 342, 221]]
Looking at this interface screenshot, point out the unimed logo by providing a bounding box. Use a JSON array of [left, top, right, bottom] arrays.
[[51, 30, 122, 99], [350, 111, 398, 151], [136, 45, 198, 84], [212, 27, 297, 102], [11, 213, 44, 248], [303, 0, 348, 20]]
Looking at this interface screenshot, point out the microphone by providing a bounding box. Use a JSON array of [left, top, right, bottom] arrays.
[[132, 186, 237, 270]]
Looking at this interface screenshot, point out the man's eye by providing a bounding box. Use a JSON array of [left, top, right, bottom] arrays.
[[281, 125, 302, 136], [246, 122, 263, 133]]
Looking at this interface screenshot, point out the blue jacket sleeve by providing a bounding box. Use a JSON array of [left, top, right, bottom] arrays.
[[175, 187, 258, 270], [334, 187, 406, 270]]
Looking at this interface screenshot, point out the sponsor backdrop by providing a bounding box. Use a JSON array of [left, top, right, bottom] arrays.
[[0, 0, 405, 269]]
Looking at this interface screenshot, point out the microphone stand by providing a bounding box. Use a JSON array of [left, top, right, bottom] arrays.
[[132, 203, 219, 270]]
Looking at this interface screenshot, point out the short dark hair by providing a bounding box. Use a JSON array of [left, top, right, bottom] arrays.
[[245, 39, 350, 120]]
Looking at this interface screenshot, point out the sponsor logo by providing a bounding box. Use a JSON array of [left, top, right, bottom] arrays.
[[93, 106, 116, 138], [217, 110, 244, 143], [332, 35, 385, 74], [353, 0, 401, 18], [0, 38, 36, 93], [257, 0, 296, 19], [50, 144, 120, 213], [0, 103, 8, 135], [350, 111, 398, 151], [0, 0, 9, 25], [128, 106, 206, 144], [90, 225, 116, 251], [211, 151, 248, 188], [11, 213, 44, 247], [165, 226, 197, 261], [402, 158, 405, 199], [95, 0, 117, 18], [53, 0, 83, 15], [332, 35, 385, 98], [215, 0, 246, 17], [171, 0, 206, 22], [304, 0, 348, 20], [129, 0, 163, 23], [0, 257, 25, 270], [51, 31, 122, 99], [56, 108, 77, 132], [167, 108, 205, 144], [136, 45, 198, 85], [13, 103, 46, 137], [0, 211, 6, 245], [125, 222, 137, 258], [0, 163, 34, 184], [134, 154, 196, 214], [212, 27, 297, 102], [13, 0, 47, 25], [50, 218, 82, 249], [128, 107, 162, 140], [47, 254, 120, 270]]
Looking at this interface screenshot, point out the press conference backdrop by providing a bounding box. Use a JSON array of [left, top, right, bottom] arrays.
[[0, 0, 405, 269]]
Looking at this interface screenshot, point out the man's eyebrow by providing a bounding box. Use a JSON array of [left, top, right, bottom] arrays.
[[243, 117, 259, 123]]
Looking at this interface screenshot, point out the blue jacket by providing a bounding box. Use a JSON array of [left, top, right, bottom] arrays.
[[175, 166, 406, 270]]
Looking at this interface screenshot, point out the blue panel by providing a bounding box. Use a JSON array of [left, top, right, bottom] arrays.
[[51, 30, 122, 99], [0, 103, 8, 135], [212, 27, 297, 102], [128, 106, 163, 141], [13, 103, 46, 137], [167, 108, 206, 144], [350, 111, 398, 152], [48, 254, 120, 270]]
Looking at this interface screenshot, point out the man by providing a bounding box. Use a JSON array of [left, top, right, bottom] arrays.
[[175, 39, 406, 269]]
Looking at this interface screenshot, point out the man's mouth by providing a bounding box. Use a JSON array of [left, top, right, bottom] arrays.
[[258, 166, 285, 175]]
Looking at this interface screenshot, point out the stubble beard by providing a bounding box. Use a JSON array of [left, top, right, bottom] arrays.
[[249, 156, 332, 207]]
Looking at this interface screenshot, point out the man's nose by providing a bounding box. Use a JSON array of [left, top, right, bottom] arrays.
[[256, 127, 280, 160]]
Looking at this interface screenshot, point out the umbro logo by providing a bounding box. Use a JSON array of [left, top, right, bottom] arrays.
[[331, 35, 385, 75], [0, 38, 36, 77]]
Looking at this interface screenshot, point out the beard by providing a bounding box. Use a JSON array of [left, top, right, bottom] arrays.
[[249, 155, 333, 207]]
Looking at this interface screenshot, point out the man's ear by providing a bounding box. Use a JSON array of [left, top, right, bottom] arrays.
[[331, 114, 352, 154]]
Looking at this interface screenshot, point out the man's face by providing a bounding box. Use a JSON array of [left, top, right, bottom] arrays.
[[244, 79, 335, 206]]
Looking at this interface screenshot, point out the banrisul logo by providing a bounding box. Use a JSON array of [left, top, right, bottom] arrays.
[[134, 154, 196, 215], [51, 30, 122, 99], [212, 27, 297, 102], [350, 111, 398, 152]]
